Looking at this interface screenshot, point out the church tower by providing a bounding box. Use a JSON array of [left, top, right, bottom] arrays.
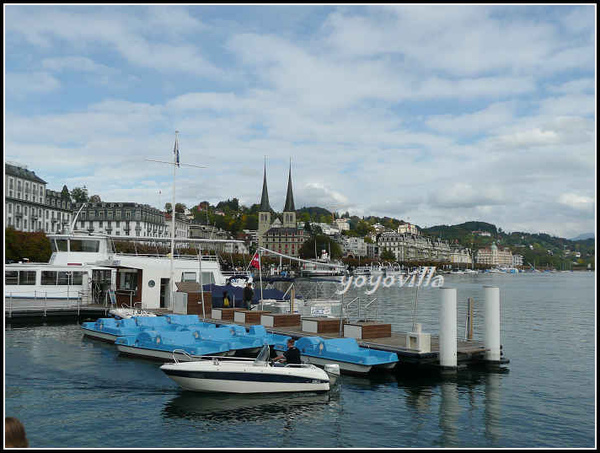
[[257, 159, 272, 247], [282, 161, 296, 228]]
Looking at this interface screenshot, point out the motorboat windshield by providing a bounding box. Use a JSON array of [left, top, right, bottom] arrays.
[[254, 344, 271, 364]]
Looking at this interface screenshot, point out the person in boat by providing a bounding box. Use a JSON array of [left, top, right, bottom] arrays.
[[223, 291, 231, 308], [243, 283, 254, 310], [274, 338, 301, 365]]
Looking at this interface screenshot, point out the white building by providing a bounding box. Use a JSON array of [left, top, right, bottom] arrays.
[[378, 231, 453, 262], [342, 236, 368, 258], [73, 202, 169, 238], [476, 243, 513, 267], [334, 218, 350, 231], [5, 162, 73, 234], [397, 222, 419, 235]]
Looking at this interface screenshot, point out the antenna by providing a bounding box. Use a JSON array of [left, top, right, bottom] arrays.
[[145, 131, 207, 308]]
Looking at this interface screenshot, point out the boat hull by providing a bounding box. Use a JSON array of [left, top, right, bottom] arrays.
[[116, 344, 227, 361], [299, 355, 374, 374], [81, 327, 119, 343]]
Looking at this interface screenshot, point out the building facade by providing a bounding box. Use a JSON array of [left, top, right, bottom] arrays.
[[476, 243, 513, 267], [5, 162, 73, 234], [73, 202, 169, 238], [377, 231, 454, 263]]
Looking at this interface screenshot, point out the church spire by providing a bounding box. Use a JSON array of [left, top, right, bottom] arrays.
[[283, 159, 295, 212], [259, 157, 271, 212]]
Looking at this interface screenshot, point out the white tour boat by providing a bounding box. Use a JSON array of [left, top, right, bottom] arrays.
[[5, 231, 251, 310]]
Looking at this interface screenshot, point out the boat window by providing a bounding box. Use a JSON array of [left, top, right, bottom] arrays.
[[119, 271, 138, 291], [72, 272, 84, 285], [201, 272, 215, 285], [41, 271, 58, 285], [5, 271, 35, 286], [5, 271, 18, 285], [57, 272, 71, 285], [70, 239, 100, 253], [53, 239, 68, 252], [181, 272, 196, 282], [19, 271, 37, 285]]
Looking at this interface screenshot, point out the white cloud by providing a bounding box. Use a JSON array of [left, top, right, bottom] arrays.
[[557, 193, 595, 213]]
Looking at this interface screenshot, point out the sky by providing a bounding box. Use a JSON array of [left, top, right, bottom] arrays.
[[4, 4, 596, 239]]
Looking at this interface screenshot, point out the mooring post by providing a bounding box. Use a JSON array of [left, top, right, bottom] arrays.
[[439, 287, 457, 369], [483, 286, 501, 362]]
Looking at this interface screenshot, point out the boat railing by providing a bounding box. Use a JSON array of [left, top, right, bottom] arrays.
[[5, 291, 87, 317], [342, 296, 379, 322], [116, 252, 219, 262]]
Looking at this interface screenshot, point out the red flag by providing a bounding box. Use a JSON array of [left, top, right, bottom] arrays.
[[250, 252, 261, 269]]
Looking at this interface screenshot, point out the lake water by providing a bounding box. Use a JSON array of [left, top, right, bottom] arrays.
[[4, 272, 596, 448]]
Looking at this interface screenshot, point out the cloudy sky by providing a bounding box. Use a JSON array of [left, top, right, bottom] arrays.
[[4, 4, 596, 239]]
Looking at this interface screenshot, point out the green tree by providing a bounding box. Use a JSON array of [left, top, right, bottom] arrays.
[[71, 186, 88, 203], [380, 248, 396, 261], [299, 235, 342, 259], [89, 194, 101, 203], [5, 228, 52, 263]]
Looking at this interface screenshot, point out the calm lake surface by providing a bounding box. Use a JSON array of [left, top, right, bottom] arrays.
[[4, 272, 596, 448]]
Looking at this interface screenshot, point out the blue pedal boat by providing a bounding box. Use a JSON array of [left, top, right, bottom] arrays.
[[115, 330, 230, 361], [190, 326, 264, 356], [163, 314, 217, 330], [293, 337, 399, 375], [81, 317, 144, 343], [244, 325, 292, 349]]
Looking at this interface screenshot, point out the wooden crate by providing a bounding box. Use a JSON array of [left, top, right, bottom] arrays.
[[185, 292, 212, 317], [233, 310, 270, 325], [344, 322, 392, 339], [301, 317, 344, 334], [261, 313, 301, 328], [212, 307, 245, 321]]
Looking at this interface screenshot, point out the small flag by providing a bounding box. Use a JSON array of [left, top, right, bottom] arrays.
[[250, 252, 261, 269], [173, 135, 180, 167]]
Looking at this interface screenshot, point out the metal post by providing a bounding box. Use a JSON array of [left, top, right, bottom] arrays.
[[439, 287, 457, 369]]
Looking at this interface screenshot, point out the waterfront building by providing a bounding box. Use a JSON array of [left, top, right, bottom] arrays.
[[449, 246, 473, 266], [512, 253, 524, 267], [342, 236, 368, 258], [73, 202, 169, 238], [5, 162, 73, 234], [377, 231, 453, 263], [476, 243, 513, 267], [257, 163, 307, 257]]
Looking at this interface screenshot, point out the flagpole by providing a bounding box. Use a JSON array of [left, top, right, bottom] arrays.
[[259, 248, 263, 311], [169, 131, 179, 308], [198, 243, 205, 320]]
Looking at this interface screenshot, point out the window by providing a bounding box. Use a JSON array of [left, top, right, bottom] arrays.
[[182, 272, 196, 282], [5, 271, 18, 285], [41, 271, 58, 285], [69, 239, 100, 252], [53, 239, 69, 252]]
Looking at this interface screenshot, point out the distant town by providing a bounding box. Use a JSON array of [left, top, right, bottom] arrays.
[[5, 161, 595, 271]]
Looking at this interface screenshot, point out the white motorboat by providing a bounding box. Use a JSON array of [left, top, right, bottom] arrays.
[[160, 345, 340, 394]]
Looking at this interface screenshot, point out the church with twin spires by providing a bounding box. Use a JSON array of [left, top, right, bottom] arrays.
[[257, 161, 307, 257]]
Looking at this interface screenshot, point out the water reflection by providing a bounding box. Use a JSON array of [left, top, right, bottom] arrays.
[[162, 390, 337, 423]]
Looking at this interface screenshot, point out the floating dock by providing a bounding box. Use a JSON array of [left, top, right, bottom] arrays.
[[5, 287, 509, 372]]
